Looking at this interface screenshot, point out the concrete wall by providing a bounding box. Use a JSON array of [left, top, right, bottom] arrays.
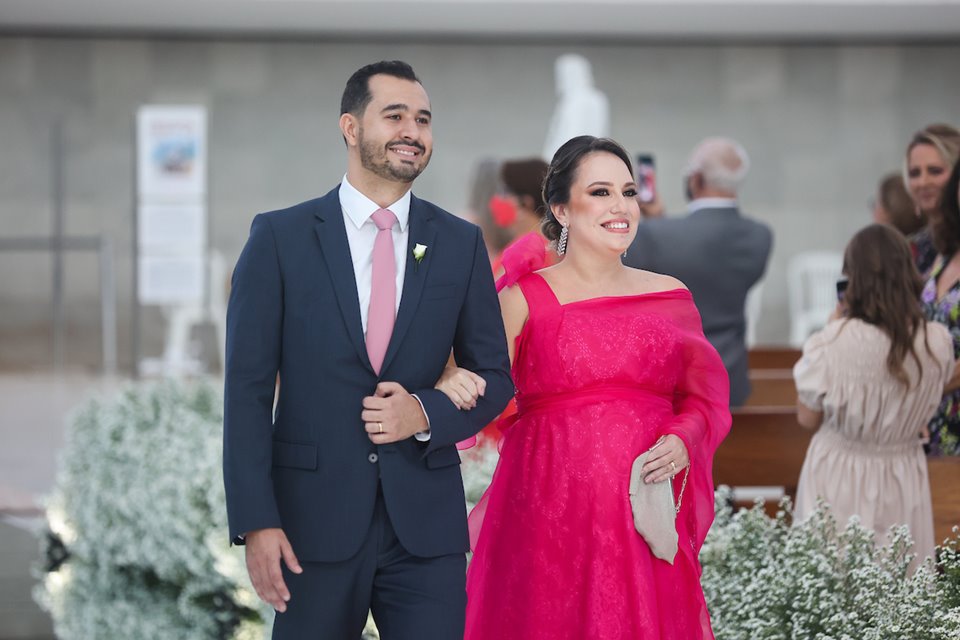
[[2, 35, 959, 369]]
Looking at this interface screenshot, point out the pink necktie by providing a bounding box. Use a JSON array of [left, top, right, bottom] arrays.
[[367, 208, 398, 374]]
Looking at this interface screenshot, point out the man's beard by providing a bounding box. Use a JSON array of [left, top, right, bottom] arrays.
[[358, 131, 430, 183]]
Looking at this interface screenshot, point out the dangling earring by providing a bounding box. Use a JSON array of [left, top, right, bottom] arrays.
[[557, 225, 568, 256]]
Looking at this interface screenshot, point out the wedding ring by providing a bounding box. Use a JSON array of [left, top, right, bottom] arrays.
[[670, 461, 677, 472], [377, 422, 384, 434]]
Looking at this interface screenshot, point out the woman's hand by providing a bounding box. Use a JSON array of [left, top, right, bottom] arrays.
[[434, 366, 486, 410], [641, 434, 690, 484]]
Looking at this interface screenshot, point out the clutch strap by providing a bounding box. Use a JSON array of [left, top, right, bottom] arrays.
[[674, 465, 690, 515]]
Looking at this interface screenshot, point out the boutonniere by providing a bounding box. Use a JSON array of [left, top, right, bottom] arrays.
[[413, 243, 428, 271]]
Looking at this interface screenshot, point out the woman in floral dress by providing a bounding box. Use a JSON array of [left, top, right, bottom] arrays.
[[921, 159, 960, 456]]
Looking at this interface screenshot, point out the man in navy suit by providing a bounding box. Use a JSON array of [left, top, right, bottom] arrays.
[[223, 60, 513, 639]]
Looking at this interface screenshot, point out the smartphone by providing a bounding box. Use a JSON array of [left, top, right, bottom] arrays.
[[635, 154, 656, 203], [835, 277, 849, 302]]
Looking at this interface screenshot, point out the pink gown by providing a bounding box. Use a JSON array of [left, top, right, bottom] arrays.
[[464, 269, 731, 640]]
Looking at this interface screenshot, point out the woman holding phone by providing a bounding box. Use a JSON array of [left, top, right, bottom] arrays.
[[793, 224, 953, 565]]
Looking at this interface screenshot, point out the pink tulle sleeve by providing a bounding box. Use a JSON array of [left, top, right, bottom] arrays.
[[661, 298, 732, 550], [495, 232, 547, 292]]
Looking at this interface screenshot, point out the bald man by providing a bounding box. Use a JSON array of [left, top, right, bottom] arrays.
[[624, 138, 773, 407]]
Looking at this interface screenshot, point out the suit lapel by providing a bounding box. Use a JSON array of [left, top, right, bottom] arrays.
[[313, 189, 375, 373], [380, 195, 437, 375]]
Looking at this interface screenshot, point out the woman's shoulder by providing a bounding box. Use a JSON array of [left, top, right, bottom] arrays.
[[625, 268, 688, 296]]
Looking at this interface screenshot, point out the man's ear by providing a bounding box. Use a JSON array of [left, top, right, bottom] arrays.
[[339, 113, 359, 147]]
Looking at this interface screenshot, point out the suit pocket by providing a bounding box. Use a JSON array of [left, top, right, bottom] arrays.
[[425, 445, 462, 469], [272, 440, 318, 470], [422, 284, 458, 301]]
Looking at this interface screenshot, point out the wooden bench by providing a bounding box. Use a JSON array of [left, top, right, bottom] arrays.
[[714, 407, 960, 544], [745, 369, 797, 407], [929, 457, 960, 544], [748, 348, 801, 370]]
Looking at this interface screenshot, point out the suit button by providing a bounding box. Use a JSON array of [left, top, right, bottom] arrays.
[[368, 453, 379, 464]]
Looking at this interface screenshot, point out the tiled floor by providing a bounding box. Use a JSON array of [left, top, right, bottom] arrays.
[[0, 372, 122, 640]]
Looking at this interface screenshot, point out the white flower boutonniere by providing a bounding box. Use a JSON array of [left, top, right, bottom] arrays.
[[413, 243, 428, 271]]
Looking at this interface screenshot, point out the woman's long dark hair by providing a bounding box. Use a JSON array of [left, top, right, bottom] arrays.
[[842, 224, 930, 386]]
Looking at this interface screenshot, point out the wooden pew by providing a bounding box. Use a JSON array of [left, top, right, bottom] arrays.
[[745, 370, 797, 407], [929, 457, 960, 544], [715, 407, 960, 544], [748, 348, 801, 370], [714, 407, 810, 496]]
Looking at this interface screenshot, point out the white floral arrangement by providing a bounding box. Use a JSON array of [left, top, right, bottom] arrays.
[[700, 487, 960, 639], [34, 381, 273, 640]]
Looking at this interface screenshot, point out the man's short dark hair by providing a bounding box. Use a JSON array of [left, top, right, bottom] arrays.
[[340, 61, 421, 117]]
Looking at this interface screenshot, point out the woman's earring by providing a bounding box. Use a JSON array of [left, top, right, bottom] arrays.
[[557, 225, 568, 256]]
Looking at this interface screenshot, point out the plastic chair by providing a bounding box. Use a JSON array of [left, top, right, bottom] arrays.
[[787, 251, 843, 347]]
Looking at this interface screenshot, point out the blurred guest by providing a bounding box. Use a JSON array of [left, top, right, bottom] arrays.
[[490, 158, 555, 282], [462, 157, 512, 263], [904, 124, 960, 276], [872, 173, 925, 237], [624, 137, 772, 407], [794, 224, 953, 565], [921, 159, 960, 456]]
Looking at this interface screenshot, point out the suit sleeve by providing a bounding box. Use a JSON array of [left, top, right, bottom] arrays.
[[223, 214, 284, 543], [414, 227, 514, 452], [624, 223, 656, 271]]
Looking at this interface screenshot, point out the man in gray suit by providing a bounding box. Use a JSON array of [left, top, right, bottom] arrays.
[[624, 137, 772, 407]]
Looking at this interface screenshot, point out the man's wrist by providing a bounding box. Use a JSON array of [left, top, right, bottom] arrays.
[[410, 393, 431, 441]]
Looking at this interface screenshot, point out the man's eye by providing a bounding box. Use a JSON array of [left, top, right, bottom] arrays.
[[417, 117, 430, 125]]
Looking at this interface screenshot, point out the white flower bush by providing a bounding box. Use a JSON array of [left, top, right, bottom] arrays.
[[701, 487, 960, 640], [34, 381, 272, 640]]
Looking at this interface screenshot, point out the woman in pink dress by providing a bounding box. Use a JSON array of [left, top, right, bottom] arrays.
[[439, 136, 731, 639]]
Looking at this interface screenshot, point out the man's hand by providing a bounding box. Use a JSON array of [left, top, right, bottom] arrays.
[[245, 528, 302, 613], [637, 193, 665, 219], [362, 382, 429, 443]]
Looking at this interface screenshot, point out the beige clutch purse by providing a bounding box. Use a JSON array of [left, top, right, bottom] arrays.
[[629, 451, 679, 564]]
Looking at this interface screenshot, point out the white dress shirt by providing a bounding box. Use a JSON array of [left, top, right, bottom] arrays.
[[339, 175, 410, 334], [687, 197, 738, 214], [338, 176, 431, 439]]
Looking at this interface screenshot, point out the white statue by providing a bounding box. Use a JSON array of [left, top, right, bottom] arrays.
[[542, 54, 610, 160]]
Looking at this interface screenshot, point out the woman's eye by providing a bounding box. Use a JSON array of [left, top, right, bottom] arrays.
[[908, 169, 921, 178], [590, 189, 609, 196], [624, 189, 638, 197], [930, 166, 944, 175]]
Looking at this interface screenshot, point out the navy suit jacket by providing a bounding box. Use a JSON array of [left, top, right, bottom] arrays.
[[624, 206, 772, 407], [223, 187, 513, 562]]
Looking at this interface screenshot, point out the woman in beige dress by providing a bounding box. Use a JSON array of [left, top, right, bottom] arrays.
[[793, 224, 954, 563]]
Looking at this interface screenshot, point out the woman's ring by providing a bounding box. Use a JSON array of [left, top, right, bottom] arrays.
[[670, 461, 677, 472]]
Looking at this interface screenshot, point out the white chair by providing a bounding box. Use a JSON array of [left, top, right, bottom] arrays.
[[159, 250, 228, 376], [745, 279, 765, 348], [787, 251, 843, 347]]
